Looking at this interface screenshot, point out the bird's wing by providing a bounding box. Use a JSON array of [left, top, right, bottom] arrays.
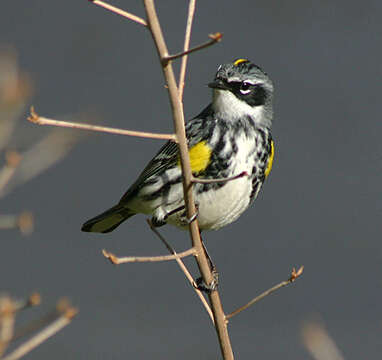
[[119, 116, 207, 203]]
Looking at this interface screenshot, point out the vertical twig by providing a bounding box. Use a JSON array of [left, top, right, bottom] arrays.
[[178, 0, 196, 99], [147, 219, 214, 323], [143, 1, 234, 358]]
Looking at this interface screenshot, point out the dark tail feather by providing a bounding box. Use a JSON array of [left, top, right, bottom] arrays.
[[81, 204, 135, 233]]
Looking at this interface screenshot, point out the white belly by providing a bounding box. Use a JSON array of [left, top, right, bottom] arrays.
[[195, 176, 252, 230]]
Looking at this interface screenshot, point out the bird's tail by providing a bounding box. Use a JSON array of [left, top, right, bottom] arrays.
[[81, 204, 135, 233]]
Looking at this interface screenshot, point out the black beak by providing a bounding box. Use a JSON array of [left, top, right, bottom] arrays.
[[208, 78, 230, 90]]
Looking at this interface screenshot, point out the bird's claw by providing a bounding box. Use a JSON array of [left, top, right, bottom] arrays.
[[194, 268, 219, 293]]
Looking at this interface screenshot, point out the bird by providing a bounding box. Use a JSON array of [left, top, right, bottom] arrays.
[[81, 58, 274, 234]]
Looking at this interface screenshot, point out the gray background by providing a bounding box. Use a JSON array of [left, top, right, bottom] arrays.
[[1, 0, 381, 358]]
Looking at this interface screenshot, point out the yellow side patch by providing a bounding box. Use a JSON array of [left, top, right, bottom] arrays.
[[265, 140, 274, 178], [234, 58, 249, 66], [178, 141, 212, 174]]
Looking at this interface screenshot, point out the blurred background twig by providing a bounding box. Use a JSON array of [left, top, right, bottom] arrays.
[[0, 294, 77, 360], [0, 47, 88, 234]]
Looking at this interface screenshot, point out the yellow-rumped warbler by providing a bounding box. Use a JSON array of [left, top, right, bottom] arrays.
[[82, 59, 274, 233]]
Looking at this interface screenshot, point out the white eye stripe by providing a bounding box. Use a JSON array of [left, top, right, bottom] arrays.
[[240, 89, 251, 95], [243, 79, 256, 85]]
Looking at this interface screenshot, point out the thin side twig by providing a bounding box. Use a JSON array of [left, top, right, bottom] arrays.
[[226, 266, 304, 320], [28, 107, 176, 141], [191, 171, 248, 185], [1, 306, 77, 360], [147, 219, 214, 323], [89, 0, 147, 26], [178, 0, 196, 99], [163, 32, 223, 64], [102, 247, 196, 264]]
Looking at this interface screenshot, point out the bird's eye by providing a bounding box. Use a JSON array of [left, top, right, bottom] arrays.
[[240, 82, 251, 94]]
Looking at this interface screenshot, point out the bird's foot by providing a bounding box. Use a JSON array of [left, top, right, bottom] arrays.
[[150, 217, 166, 227], [187, 209, 199, 224], [194, 267, 219, 293]]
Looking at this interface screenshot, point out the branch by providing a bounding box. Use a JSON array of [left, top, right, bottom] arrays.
[[11, 305, 60, 342], [28, 107, 176, 141], [0, 297, 15, 357], [191, 171, 248, 185], [143, 1, 233, 358], [178, 0, 196, 99], [11, 293, 41, 313], [16, 212, 34, 235], [226, 266, 304, 320], [146, 219, 214, 323], [163, 32, 223, 65], [0, 294, 40, 356], [89, 0, 147, 26], [0, 212, 34, 235], [1, 302, 77, 360], [102, 247, 196, 264], [0, 151, 22, 193], [301, 320, 345, 360]]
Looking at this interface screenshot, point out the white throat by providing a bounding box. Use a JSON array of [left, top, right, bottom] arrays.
[[211, 89, 269, 127]]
